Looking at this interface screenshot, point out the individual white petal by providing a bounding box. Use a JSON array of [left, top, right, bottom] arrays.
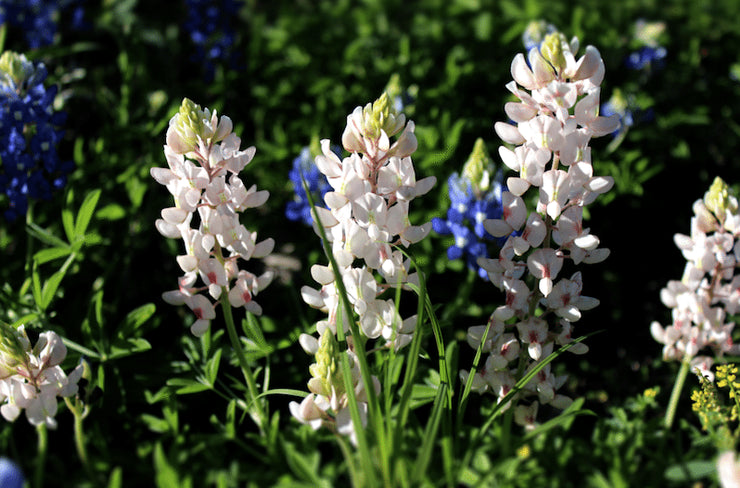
[[483, 219, 513, 238], [414, 176, 436, 197], [311, 264, 335, 285], [494, 122, 525, 145], [507, 177, 530, 196], [504, 102, 538, 123]]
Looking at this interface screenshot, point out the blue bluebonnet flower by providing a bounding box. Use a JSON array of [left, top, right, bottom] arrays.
[[286, 143, 337, 226], [0, 0, 86, 49], [625, 19, 667, 71], [432, 139, 506, 279], [0, 51, 72, 222], [0, 458, 25, 488], [183, 0, 244, 80], [600, 88, 634, 138], [522, 20, 557, 53]]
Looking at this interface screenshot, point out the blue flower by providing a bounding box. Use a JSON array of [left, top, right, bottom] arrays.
[[433, 172, 507, 280], [624, 46, 666, 71], [0, 458, 25, 488], [184, 0, 244, 80], [286, 146, 336, 226], [0, 0, 87, 49], [0, 51, 73, 222]]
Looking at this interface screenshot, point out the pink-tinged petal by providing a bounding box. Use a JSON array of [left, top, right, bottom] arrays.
[[494, 122, 525, 145], [150, 167, 177, 185], [523, 213, 546, 248], [498, 146, 520, 172], [502, 192, 527, 230], [510, 53, 537, 90], [253, 238, 275, 258], [484, 219, 512, 238], [574, 90, 600, 124], [378, 129, 390, 152], [162, 207, 189, 225], [574, 233, 600, 250], [402, 223, 431, 244], [311, 264, 335, 285], [583, 248, 610, 264], [530, 50, 555, 86], [190, 319, 210, 337], [155, 219, 181, 239], [504, 102, 538, 123], [506, 177, 530, 196], [573, 46, 602, 81], [311, 206, 339, 229], [586, 176, 613, 194], [588, 115, 621, 137], [414, 176, 436, 197], [301, 286, 326, 309]]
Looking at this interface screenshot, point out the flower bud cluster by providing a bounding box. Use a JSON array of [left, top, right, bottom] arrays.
[[432, 138, 507, 279], [151, 98, 274, 337], [292, 94, 435, 442], [288, 332, 380, 446], [651, 177, 740, 376], [461, 32, 618, 428], [0, 325, 82, 429]]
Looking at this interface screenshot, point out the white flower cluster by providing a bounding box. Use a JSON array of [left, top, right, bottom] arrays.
[[300, 92, 435, 349], [461, 32, 619, 428], [151, 99, 274, 336], [289, 334, 380, 446], [291, 93, 436, 442], [0, 326, 82, 429], [651, 177, 740, 379]]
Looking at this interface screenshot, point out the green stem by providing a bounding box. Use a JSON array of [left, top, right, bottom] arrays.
[[35, 423, 47, 488], [665, 358, 691, 429], [219, 289, 268, 436], [65, 397, 95, 481]]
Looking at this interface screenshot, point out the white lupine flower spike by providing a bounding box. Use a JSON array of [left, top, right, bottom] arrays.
[[152, 99, 274, 337], [463, 29, 616, 428], [653, 178, 740, 428], [291, 91, 436, 445]]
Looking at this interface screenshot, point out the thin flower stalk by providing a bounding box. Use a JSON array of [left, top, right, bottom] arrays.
[[462, 30, 619, 428]]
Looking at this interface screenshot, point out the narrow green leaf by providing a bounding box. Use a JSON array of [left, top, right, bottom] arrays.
[[153, 443, 180, 488], [205, 348, 223, 386], [412, 383, 448, 483], [33, 247, 72, 265], [38, 269, 66, 311], [74, 189, 101, 238], [107, 467, 123, 488], [117, 303, 156, 337], [62, 207, 75, 244], [107, 338, 152, 360], [166, 378, 210, 395], [26, 222, 70, 249]]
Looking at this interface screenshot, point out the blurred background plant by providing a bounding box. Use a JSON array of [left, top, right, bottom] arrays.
[[0, 0, 740, 486]]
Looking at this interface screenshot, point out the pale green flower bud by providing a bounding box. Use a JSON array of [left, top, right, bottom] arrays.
[[362, 92, 405, 139], [540, 32, 569, 75], [704, 177, 736, 223], [0, 323, 28, 377], [0, 51, 36, 93], [308, 331, 344, 397], [462, 138, 493, 195]]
